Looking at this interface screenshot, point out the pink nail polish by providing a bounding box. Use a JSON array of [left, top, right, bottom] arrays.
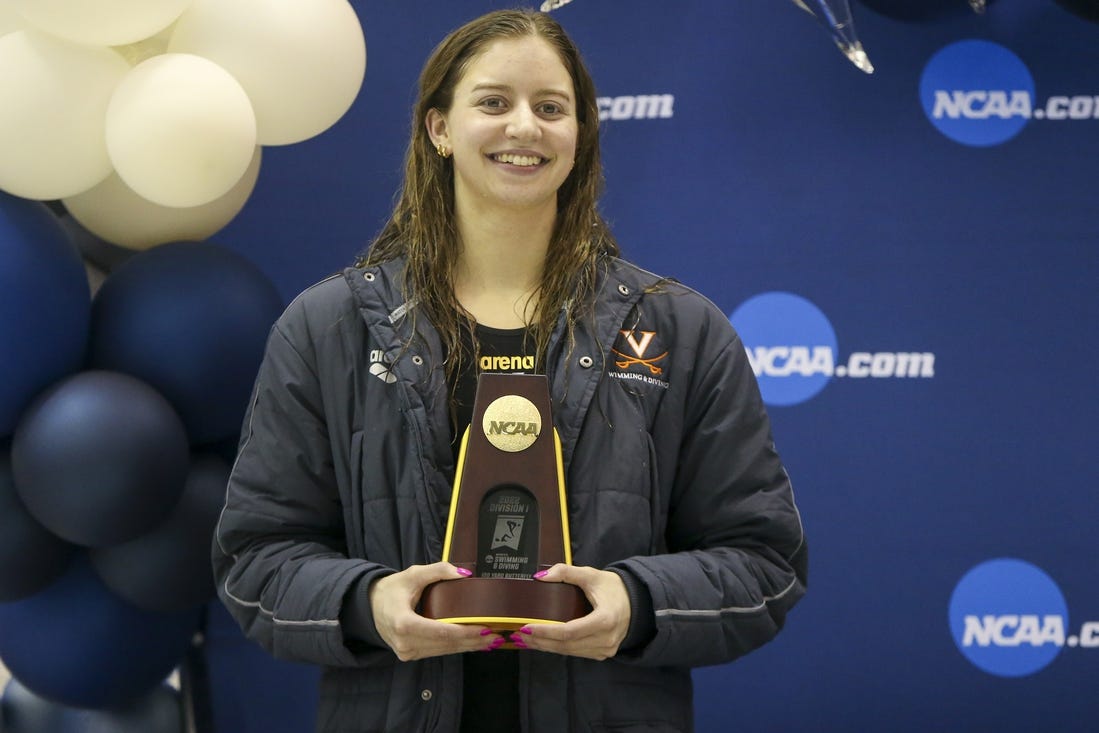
[[532, 570, 548, 579], [519, 626, 532, 635], [513, 640, 528, 649], [480, 628, 493, 636], [488, 638, 505, 650], [455, 567, 472, 577]]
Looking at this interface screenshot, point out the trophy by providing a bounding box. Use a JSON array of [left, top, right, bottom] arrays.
[[420, 372, 591, 631]]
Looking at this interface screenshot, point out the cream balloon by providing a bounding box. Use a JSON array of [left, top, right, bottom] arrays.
[[168, 0, 366, 145], [4, 0, 190, 47], [0, 30, 130, 200], [63, 147, 262, 251], [0, 4, 25, 39], [112, 21, 176, 66], [106, 53, 257, 208]]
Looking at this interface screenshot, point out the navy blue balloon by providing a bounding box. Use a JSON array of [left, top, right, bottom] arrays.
[[89, 241, 284, 444], [0, 443, 75, 601], [53, 205, 136, 273], [0, 192, 90, 437], [11, 371, 190, 548], [91, 453, 230, 612], [0, 555, 200, 710], [1, 679, 182, 733]]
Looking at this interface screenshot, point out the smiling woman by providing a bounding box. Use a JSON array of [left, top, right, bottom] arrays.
[[211, 9, 806, 733]]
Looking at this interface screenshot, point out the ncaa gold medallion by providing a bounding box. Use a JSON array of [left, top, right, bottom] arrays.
[[482, 395, 541, 452]]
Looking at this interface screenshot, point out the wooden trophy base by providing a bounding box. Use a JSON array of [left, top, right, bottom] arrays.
[[420, 576, 590, 631]]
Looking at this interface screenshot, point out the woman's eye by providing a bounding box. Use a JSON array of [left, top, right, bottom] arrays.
[[539, 102, 562, 115], [480, 97, 506, 110]]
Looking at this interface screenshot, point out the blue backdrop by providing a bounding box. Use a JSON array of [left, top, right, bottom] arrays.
[[208, 1, 1099, 730]]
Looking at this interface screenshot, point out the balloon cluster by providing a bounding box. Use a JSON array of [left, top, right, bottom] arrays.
[[0, 1, 360, 721], [0, 192, 285, 717], [0, 0, 366, 250]]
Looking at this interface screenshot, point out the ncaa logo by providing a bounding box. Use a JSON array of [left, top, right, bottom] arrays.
[[920, 40, 1035, 147], [948, 558, 1067, 677], [730, 292, 836, 407], [731, 292, 935, 406]]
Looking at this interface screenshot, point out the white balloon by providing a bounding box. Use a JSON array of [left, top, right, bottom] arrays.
[[0, 30, 129, 200], [106, 53, 257, 208], [63, 147, 262, 250], [0, 4, 26, 39], [5, 0, 190, 47], [168, 0, 366, 145], [112, 21, 176, 66]]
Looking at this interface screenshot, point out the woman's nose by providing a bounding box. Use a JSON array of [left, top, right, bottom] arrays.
[[505, 104, 541, 141]]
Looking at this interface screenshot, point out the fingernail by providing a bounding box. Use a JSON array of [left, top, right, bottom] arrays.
[[488, 638, 505, 650], [455, 567, 472, 577], [512, 640, 529, 649], [508, 633, 523, 643], [532, 570, 548, 579], [479, 628, 493, 636], [519, 626, 532, 635]]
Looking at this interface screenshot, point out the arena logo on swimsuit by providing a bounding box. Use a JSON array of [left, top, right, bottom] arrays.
[[948, 558, 1099, 677], [729, 292, 935, 407], [480, 355, 535, 371], [921, 39, 1099, 147]]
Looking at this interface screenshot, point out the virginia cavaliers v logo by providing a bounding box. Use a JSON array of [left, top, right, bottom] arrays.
[[612, 330, 668, 375]]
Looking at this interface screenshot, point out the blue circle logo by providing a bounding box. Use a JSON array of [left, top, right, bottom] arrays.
[[948, 558, 1068, 677], [729, 292, 837, 406], [920, 40, 1035, 147]]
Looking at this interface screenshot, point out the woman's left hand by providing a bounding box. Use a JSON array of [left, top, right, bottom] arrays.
[[516, 564, 631, 660]]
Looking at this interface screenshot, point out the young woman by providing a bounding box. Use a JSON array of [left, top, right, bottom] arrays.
[[213, 9, 807, 732]]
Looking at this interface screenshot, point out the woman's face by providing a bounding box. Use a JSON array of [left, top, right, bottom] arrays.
[[428, 36, 578, 218]]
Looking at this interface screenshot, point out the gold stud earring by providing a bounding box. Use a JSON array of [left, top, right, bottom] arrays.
[[436, 143, 451, 158]]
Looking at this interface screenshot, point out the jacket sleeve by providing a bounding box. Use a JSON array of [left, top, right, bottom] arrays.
[[212, 313, 394, 667], [610, 322, 808, 668]]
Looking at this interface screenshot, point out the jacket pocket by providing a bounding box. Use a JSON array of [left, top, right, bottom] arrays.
[[350, 428, 423, 568], [317, 666, 392, 732], [573, 661, 692, 733], [569, 393, 659, 567]]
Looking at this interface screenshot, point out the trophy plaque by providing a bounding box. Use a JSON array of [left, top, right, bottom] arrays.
[[420, 372, 591, 631]]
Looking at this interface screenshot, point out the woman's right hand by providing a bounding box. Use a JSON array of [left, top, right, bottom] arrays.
[[369, 562, 501, 660]]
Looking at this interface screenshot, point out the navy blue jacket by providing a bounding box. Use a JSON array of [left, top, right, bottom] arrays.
[[213, 256, 808, 732]]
